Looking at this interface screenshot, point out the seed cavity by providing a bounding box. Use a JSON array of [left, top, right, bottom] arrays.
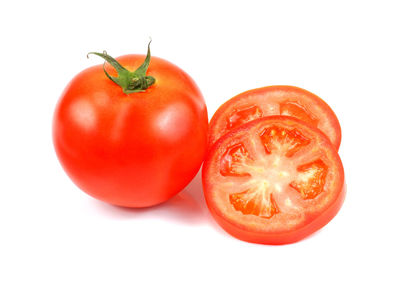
[[220, 143, 252, 177], [226, 105, 262, 130], [290, 159, 328, 199], [279, 101, 319, 127], [259, 126, 311, 157], [229, 187, 279, 219]]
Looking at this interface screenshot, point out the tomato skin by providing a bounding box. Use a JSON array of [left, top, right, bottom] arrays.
[[209, 85, 341, 150], [53, 55, 208, 207], [203, 116, 345, 244]]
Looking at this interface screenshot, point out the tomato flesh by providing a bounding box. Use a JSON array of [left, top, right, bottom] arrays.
[[279, 101, 319, 127], [290, 159, 328, 199], [259, 125, 311, 157], [209, 85, 341, 150], [230, 188, 280, 219], [220, 143, 251, 177], [226, 105, 263, 129], [203, 116, 345, 244]]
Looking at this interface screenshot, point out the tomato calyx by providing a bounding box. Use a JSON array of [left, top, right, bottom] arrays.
[[87, 40, 155, 94]]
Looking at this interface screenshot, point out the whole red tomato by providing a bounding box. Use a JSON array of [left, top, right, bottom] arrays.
[[53, 43, 208, 207]]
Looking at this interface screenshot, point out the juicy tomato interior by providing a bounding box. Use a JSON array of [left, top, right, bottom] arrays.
[[259, 125, 311, 157], [209, 86, 341, 150], [220, 143, 252, 177], [203, 116, 345, 244], [226, 105, 263, 129], [279, 101, 319, 127], [219, 123, 327, 218], [290, 159, 328, 199]]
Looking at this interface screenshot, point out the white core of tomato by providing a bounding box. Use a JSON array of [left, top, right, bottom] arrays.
[[230, 150, 301, 214]]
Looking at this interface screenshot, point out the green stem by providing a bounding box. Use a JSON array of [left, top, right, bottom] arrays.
[[87, 40, 155, 94]]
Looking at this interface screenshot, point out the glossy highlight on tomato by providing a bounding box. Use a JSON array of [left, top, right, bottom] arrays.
[[53, 45, 208, 207], [208, 85, 341, 149], [202, 116, 345, 245]]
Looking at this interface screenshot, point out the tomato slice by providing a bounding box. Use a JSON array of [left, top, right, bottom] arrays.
[[202, 116, 345, 245], [209, 85, 341, 149]]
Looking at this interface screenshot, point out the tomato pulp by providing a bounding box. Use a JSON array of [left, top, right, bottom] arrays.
[[53, 47, 208, 207], [203, 116, 345, 244], [209, 85, 341, 149]]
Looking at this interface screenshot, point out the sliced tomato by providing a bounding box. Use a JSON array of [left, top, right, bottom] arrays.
[[202, 116, 345, 245], [209, 85, 341, 149]]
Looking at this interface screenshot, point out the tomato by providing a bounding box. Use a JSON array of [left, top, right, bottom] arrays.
[[202, 116, 345, 244], [208, 85, 341, 149], [53, 43, 208, 207]]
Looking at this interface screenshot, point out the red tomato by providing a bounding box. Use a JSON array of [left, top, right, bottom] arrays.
[[202, 116, 345, 244], [53, 45, 208, 207], [209, 85, 341, 149]]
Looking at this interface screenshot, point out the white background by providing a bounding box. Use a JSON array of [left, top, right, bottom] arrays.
[[1, 0, 399, 280]]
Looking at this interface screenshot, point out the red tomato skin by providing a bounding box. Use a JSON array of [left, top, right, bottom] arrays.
[[202, 116, 345, 244], [53, 55, 208, 207], [208, 85, 342, 150]]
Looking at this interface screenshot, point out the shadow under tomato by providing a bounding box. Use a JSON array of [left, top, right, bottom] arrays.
[[90, 168, 212, 225]]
